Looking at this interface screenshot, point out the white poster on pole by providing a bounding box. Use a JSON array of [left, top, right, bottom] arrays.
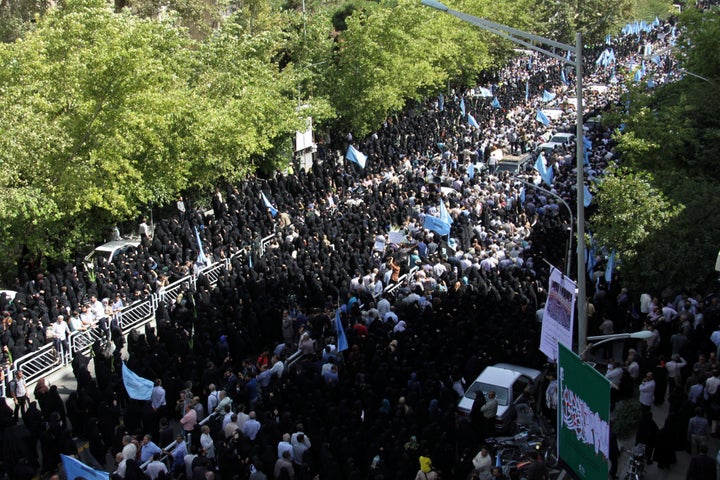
[[540, 266, 577, 361]]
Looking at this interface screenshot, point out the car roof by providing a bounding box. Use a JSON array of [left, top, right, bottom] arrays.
[[0, 290, 17, 301], [473, 366, 523, 389], [93, 239, 140, 253], [493, 363, 542, 380]]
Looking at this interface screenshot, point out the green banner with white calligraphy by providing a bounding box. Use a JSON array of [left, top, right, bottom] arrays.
[[558, 343, 610, 480]]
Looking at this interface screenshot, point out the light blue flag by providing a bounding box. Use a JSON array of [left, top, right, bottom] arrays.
[[536, 109, 550, 125], [605, 34, 612, 45], [651, 55, 662, 66], [478, 87, 493, 97], [491, 97, 501, 109], [525, 81, 529, 102], [62, 454, 109, 480], [467, 163, 475, 180], [647, 78, 656, 89], [261, 191, 278, 217], [560, 68, 568, 86], [583, 135, 592, 165], [467, 113, 479, 128], [534, 153, 553, 186], [335, 308, 348, 352], [423, 215, 451, 236], [439, 199, 453, 225], [542, 90, 556, 102], [459, 97, 466, 116], [583, 184, 593, 207], [604, 250, 616, 284], [194, 226, 207, 266], [438, 93, 444, 112], [248, 252, 253, 269], [586, 241, 597, 277], [519, 186, 526, 203], [595, 49, 607, 66], [633, 68, 643, 82], [122, 362, 153, 400], [652, 16, 660, 28], [346, 145, 367, 169]]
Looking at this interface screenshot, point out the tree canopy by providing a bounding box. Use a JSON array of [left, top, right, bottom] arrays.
[[591, 8, 720, 292], [0, 0, 672, 277]]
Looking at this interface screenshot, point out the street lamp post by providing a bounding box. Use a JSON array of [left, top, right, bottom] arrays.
[[421, 0, 587, 353], [582, 330, 654, 360]]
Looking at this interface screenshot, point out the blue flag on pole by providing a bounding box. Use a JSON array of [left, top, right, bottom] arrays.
[[467, 113, 479, 128], [583, 135, 592, 165], [438, 93, 444, 112], [423, 215, 451, 236], [536, 109, 550, 125], [583, 184, 593, 207], [335, 308, 348, 352], [560, 68, 568, 86], [542, 90, 556, 102], [346, 145, 367, 169], [439, 199, 453, 226], [467, 163, 475, 180], [194, 226, 207, 266], [519, 186, 526, 203], [459, 97, 466, 116], [586, 238, 597, 277], [261, 191, 278, 217], [525, 81, 529, 101], [62, 454, 109, 480], [491, 97, 501, 109], [605, 250, 616, 284], [534, 153, 553, 186], [122, 362, 153, 400]]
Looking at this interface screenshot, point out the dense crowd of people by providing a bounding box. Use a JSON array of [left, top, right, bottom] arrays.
[[0, 14, 716, 480]]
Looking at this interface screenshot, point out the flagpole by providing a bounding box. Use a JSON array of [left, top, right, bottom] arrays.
[[575, 32, 587, 355]]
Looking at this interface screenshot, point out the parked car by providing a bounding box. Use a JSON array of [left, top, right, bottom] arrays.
[[457, 363, 543, 432], [83, 239, 140, 271]]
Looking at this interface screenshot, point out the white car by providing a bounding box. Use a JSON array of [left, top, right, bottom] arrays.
[[83, 239, 140, 271], [457, 363, 543, 432]]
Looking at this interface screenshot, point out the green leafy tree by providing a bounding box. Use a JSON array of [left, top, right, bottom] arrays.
[[591, 8, 720, 291], [0, 0, 195, 263]]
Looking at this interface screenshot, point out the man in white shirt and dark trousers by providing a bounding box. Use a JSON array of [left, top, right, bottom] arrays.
[[51, 315, 71, 364], [9, 370, 28, 420]]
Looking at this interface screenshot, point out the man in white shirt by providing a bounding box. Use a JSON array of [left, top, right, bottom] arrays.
[[51, 315, 71, 363], [145, 453, 168, 480], [277, 433, 294, 462], [666, 354, 688, 396], [207, 384, 220, 414]]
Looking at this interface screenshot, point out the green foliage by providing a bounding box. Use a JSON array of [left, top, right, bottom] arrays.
[[631, 0, 676, 22], [0, 0, 50, 43], [530, 0, 633, 44], [612, 398, 641, 439], [591, 8, 720, 292], [591, 166, 683, 259]]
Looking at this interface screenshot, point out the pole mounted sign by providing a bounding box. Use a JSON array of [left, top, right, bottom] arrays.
[[558, 343, 610, 480]]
